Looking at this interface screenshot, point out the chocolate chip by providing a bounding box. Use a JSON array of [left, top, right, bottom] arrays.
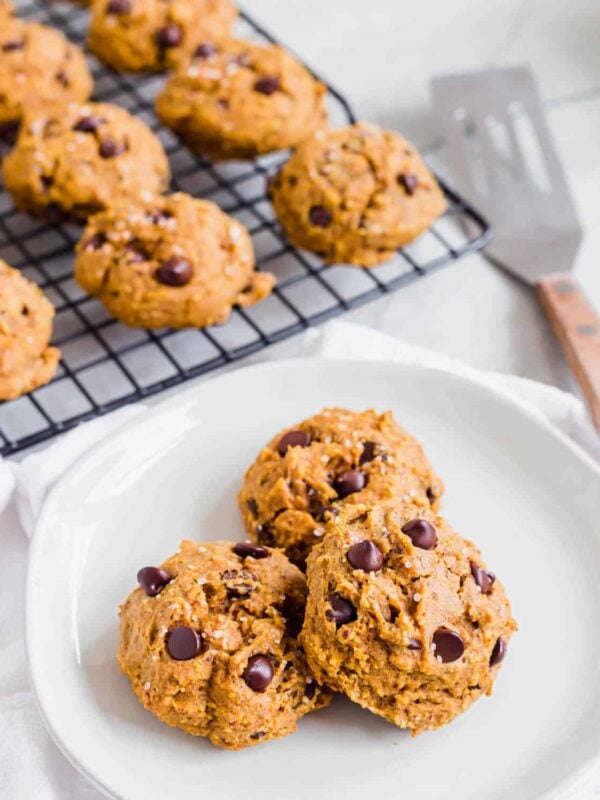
[[155, 257, 192, 286], [84, 232, 107, 251], [45, 203, 69, 225], [167, 626, 202, 660], [470, 562, 495, 595], [2, 39, 24, 52], [489, 638, 506, 666], [73, 116, 104, 133], [325, 592, 356, 625], [194, 42, 217, 58], [309, 205, 332, 228], [278, 594, 304, 637], [346, 540, 383, 572], [155, 25, 182, 48], [277, 429, 311, 456], [99, 139, 125, 158], [334, 470, 367, 498], [233, 542, 269, 560], [246, 498, 258, 515], [124, 244, 146, 263], [107, 0, 131, 13], [408, 638, 422, 650], [55, 71, 69, 88], [254, 76, 280, 95], [432, 628, 464, 663], [250, 731, 265, 740], [401, 519, 438, 550], [243, 655, 274, 692], [314, 504, 339, 523], [137, 566, 172, 596], [304, 679, 316, 699], [0, 121, 20, 144], [398, 173, 419, 195], [359, 441, 378, 465]]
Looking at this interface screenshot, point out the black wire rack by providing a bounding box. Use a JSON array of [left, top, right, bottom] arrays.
[[0, 0, 490, 456]]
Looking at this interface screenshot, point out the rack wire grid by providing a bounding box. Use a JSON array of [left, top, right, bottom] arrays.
[[0, 0, 490, 456]]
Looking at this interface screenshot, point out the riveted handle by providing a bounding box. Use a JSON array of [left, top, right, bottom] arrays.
[[537, 274, 600, 434]]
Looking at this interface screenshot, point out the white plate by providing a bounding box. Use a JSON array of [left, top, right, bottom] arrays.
[[27, 358, 600, 800]]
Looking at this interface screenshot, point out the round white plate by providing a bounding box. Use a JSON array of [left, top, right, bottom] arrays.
[[28, 358, 600, 800]]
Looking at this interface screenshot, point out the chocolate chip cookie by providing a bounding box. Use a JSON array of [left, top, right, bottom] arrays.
[[0, 259, 60, 401], [238, 408, 443, 568], [0, 19, 93, 144], [88, 0, 237, 72], [155, 39, 327, 160], [75, 191, 274, 328], [118, 539, 331, 749], [268, 122, 448, 266], [2, 102, 170, 223], [301, 501, 517, 735]]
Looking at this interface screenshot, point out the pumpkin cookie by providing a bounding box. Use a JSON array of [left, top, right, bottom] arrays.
[[268, 122, 447, 266], [118, 539, 331, 750], [155, 38, 327, 160], [301, 501, 517, 735], [238, 408, 443, 568], [2, 102, 170, 223], [88, 0, 237, 73], [0, 19, 92, 144], [75, 192, 274, 329], [0, 259, 60, 401]]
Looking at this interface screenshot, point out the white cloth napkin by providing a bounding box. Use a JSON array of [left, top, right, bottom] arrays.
[[0, 320, 598, 800]]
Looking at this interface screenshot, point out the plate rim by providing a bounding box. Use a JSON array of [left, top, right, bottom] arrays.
[[26, 356, 600, 800]]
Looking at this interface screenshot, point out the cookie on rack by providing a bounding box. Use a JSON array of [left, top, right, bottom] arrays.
[[301, 501, 517, 735], [2, 102, 170, 224], [238, 408, 443, 568], [0, 259, 61, 401], [0, 18, 92, 144], [75, 192, 275, 329], [155, 38, 327, 160], [88, 0, 237, 72], [118, 539, 331, 749], [268, 122, 447, 266]]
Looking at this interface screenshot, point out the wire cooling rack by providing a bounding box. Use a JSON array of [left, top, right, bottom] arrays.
[[0, 0, 490, 455]]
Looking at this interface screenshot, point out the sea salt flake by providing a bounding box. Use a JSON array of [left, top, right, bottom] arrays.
[[313, 527, 325, 538], [144, 681, 151, 691], [413, 593, 421, 602], [197, 577, 207, 585], [212, 630, 224, 639]]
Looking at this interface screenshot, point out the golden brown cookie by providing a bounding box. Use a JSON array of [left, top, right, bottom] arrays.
[[0, 259, 60, 401], [88, 0, 237, 73], [301, 501, 517, 735], [0, 19, 92, 143], [75, 192, 274, 329], [155, 39, 327, 160], [0, 0, 12, 19], [268, 122, 448, 266], [238, 408, 443, 568], [2, 102, 170, 223], [118, 539, 331, 749]]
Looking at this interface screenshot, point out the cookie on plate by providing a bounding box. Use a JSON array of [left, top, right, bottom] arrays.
[[2, 102, 170, 224], [0, 259, 60, 401], [118, 539, 331, 749], [0, 19, 92, 144], [155, 38, 327, 160], [238, 408, 443, 568], [75, 192, 274, 328], [88, 0, 237, 73], [268, 122, 447, 266], [301, 501, 517, 735]]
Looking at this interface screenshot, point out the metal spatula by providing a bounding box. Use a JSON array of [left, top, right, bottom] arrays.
[[431, 67, 600, 432]]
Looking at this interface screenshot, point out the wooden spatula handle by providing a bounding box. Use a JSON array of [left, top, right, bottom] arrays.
[[537, 273, 600, 433]]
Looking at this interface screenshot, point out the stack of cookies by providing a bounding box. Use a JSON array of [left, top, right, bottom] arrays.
[[118, 408, 516, 749], [0, 0, 447, 401]]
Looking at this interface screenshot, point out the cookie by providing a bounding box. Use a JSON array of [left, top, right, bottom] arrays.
[[0, 259, 60, 401], [268, 122, 448, 266], [0, 19, 93, 144], [155, 38, 327, 160], [88, 0, 237, 73], [118, 539, 331, 749], [0, 0, 12, 19], [75, 192, 274, 328], [301, 501, 517, 735], [2, 102, 170, 224], [238, 408, 443, 568]]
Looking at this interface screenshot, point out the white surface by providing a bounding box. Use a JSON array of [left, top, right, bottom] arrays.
[[27, 358, 600, 800]]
